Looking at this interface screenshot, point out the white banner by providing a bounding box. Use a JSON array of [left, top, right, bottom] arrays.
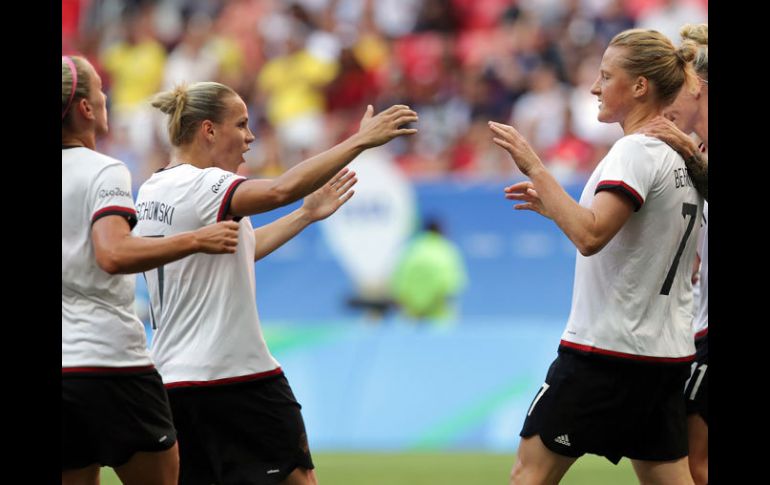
[[320, 147, 416, 297]]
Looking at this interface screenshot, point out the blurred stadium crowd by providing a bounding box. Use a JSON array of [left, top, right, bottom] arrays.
[[62, 0, 706, 189]]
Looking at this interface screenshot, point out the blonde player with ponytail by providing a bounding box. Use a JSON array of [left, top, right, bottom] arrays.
[[490, 30, 704, 484], [62, 56, 240, 485], [135, 81, 417, 485]]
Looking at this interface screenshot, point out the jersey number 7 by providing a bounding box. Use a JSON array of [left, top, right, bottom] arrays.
[[660, 203, 698, 295]]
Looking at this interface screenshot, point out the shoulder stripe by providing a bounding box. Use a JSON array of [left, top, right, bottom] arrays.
[[217, 178, 247, 222], [92, 206, 138, 229], [595, 180, 643, 211]]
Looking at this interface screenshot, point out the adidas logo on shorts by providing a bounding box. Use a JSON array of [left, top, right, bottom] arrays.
[[554, 434, 571, 447]]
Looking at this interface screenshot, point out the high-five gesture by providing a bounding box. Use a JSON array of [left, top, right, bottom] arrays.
[[301, 168, 358, 222], [503, 181, 549, 219], [488, 121, 545, 176], [357, 104, 418, 148]]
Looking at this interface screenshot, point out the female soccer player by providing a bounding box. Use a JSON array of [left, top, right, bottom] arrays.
[[136, 80, 417, 484], [62, 56, 239, 485], [489, 29, 703, 484]]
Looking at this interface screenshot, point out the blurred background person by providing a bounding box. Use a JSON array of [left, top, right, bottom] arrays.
[[392, 217, 468, 322]]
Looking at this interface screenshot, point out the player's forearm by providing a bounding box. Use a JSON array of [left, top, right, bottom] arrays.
[[528, 168, 609, 256], [662, 133, 708, 201], [230, 136, 366, 217], [272, 135, 366, 205], [252, 209, 312, 261], [97, 232, 199, 274], [683, 152, 708, 201]]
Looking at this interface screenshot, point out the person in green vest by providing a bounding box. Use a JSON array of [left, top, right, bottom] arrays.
[[391, 217, 467, 322]]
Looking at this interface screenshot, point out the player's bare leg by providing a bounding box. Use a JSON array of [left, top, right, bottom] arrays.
[[687, 414, 708, 485], [510, 435, 577, 485], [62, 464, 100, 485], [113, 444, 179, 485], [631, 457, 695, 485], [281, 466, 318, 485]]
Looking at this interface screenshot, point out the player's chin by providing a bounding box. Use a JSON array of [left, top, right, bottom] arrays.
[[596, 111, 615, 124]]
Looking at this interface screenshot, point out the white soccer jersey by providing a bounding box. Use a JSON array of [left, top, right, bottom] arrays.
[[561, 134, 703, 361], [62, 147, 152, 369], [134, 164, 281, 386], [694, 202, 708, 337]]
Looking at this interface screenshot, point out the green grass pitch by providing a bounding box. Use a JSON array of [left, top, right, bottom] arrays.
[[99, 451, 636, 484]]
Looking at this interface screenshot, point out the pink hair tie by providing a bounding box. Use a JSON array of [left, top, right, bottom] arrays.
[[62, 56, 78, 120]]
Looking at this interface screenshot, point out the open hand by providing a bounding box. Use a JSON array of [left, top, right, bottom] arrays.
[[504, 181, 550, 218], [357, 104, 418, 148], [488, 121, 545, 176], [638, 116, 699, 159], [301, 168, 357, 221]]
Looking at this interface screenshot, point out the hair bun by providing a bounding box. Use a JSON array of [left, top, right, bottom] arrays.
[[676, 39, 698, 64], [680, 23, 708, 46], [172, 85, 188, 113]]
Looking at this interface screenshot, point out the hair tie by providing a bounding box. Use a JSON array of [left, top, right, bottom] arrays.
[[62, 56, 78, 120]]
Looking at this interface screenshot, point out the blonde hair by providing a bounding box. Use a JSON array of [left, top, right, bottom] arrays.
[[151, 82, 239, 146], [61, 56, 91, 126], [609, 29, 699, 106], [680, 23, 708, 81]]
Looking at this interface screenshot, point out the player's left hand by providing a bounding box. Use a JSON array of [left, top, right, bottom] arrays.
[[301, 168, 357, 221]]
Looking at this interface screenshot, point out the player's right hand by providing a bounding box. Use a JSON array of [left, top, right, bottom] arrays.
[[357, 104, 418, 148], [195, 220, 240, 254], [504, 181, 550, 219]]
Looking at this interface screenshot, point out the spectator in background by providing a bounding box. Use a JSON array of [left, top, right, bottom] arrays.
[[323, 46, 382, 150], [156, 12, 224, 157], [62, 0, 83, 53], [345, 0, 424, 39], [392, 217, 467, 322], [101, 5, 167, 159], [257, 25, 340, 168], [542, 106, 595, 183], [510, 60, 570, 155], [161, 13, 221, 89], [72, 0, 707, 187], [636, 0, 707, 42], [213, 0, 268, 89], [100, 4, 166, 111], [592, 0, 635, 46]]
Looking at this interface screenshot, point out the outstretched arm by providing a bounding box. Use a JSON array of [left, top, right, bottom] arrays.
[[252, 169, 357, 261], [639, 116, 707, 201], [490, 121, 634, 256], [229, 105, 417, 218], [92, 218, 240, 274]]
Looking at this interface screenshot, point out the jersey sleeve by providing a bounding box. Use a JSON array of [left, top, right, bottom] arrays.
[[90, 162, 137, 229], [192, 168, 247, 225], [594, 136, 656, 212]]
